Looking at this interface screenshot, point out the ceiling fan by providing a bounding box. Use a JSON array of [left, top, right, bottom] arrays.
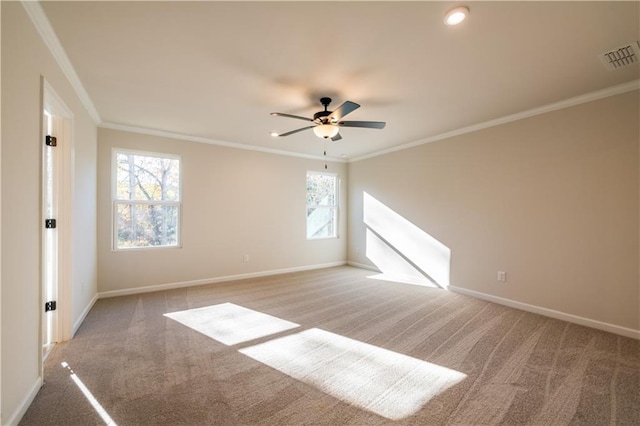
[[270, 97, 386, 141]]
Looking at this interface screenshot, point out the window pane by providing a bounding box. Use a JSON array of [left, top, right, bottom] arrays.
[[116, 203, 179, 249], [116, 153, 180, 201], [306, 207, 336, 239], [306, 173, 336, 206]]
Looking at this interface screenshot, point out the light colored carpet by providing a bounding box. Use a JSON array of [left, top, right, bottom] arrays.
[[239, 327, 466, 420], [164, 302, 300, 346], [20, 266, 640, 425]]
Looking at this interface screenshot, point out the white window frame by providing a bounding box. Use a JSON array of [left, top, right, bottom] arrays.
[[112, 148, 182, 251], [306, 171, 339, 240]]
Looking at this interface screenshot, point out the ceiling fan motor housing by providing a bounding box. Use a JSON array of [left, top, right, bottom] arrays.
[[314, 97, 334, 123], [313, 110, 331, 123]]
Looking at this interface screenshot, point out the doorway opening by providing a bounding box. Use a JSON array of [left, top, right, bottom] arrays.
[[42, 110, 59, 359], [41, 80, 73, 363]]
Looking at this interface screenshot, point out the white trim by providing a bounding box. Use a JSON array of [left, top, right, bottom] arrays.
[[350, 80, 640, 162], [42, 80, 75, 345], [307, 170, 338, 178], [111, 148, 183, 251], [5, 378, 42, 426], [347, 263, 638, 339], [43, 80, 73, 119], [99, 122, 348, 163], [22, 1, 101, 124], [448, 285, 640, 340], [98, 261, 346, 299], [18, 0, 639, 163], [72, 294, 98, 337], [0, 4, 3, 420], [114, 147, 182, 162], [306, 171, 339, 240]]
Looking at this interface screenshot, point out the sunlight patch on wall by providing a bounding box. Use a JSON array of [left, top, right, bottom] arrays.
[[365, 228, 439, 287], [239, 328, 466, 420], [363, 192, 451, 287], [164, 303, 299, 345], [61, 362, 118, 426]]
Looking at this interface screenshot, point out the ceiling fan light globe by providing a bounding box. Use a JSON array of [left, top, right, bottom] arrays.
[[313, 124, 339, 139]]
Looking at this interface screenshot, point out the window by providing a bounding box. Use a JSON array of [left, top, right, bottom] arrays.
[[306, 171, 338, 239], [113, 149, 181, 249]]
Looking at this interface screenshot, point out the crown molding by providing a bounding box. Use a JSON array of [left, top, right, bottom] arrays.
[[99, 122, 347, 163], [20, 0, 638, 162], [22, 1, 101, 124], [350, 79, 640, 162]]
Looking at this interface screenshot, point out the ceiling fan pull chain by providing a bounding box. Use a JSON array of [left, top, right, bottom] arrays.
[[324, 141, 328, 170]]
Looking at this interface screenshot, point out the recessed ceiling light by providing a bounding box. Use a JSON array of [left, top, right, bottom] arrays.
[[444, 6, 469, 26], [270, 132, 279, 137]]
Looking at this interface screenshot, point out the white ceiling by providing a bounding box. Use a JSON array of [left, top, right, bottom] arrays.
[[40, 1, 639, 160]]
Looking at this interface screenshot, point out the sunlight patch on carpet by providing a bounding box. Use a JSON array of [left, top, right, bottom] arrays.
[[239, 328, 466, 420], [62, 362, 117, 426], [164, 303, 299, 345]]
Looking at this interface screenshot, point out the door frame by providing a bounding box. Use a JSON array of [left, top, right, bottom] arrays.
[[41, 79, 74, 363]]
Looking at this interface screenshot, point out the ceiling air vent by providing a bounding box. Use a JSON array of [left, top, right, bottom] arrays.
[[599, 41, 640, 71]]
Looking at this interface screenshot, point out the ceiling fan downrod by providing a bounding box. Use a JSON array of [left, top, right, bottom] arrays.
[[314, 98, 333, 123]]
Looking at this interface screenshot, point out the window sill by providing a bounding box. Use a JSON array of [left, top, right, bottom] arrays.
[[112, 244, 182, 252]]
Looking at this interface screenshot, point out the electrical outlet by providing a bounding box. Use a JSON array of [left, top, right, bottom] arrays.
[[243, 254, 249, 262], [497, 271, 506, 282]]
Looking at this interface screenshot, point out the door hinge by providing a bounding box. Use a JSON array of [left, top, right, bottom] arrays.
[[45, 301, 57, 312], [45, 218, 57, 229], [45, 135, 57, 147]]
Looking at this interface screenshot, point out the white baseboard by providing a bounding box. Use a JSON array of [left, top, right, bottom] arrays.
[[346, 264, 638, 339], [448, 285, 640, 340], [5, 377, 42, 426], [346, 261, 380, 272], [72, 293, 98, 337], [98, 261, 347, 299], [95, 260, 638, 340]]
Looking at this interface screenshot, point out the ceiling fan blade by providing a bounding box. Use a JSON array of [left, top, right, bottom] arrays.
[[327, 101, 360, 122], [338, 120, 386, 129], [271, 112, 314, 122], [274, 125, 316, 137], [331, 133, 342, 142]]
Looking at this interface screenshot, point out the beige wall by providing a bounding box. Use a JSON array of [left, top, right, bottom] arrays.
[[348, 90, 639, 331], [1, 3, 98, 423], [97, 128, 347, 293], [1, 2, 636, 421]]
